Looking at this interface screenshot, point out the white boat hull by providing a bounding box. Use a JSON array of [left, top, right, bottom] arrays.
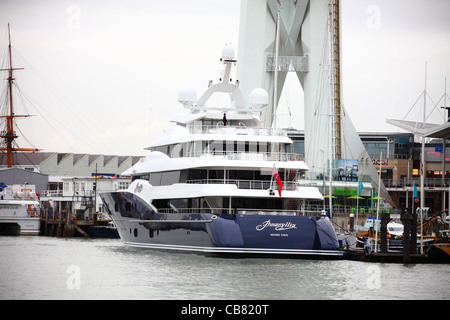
[[0, 217, 40, 236]]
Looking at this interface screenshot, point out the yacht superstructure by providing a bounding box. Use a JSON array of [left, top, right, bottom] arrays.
[[100, 47, 343, 258]]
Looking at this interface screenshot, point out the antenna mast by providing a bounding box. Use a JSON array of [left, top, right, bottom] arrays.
[[331, 0, 342, 159], [0, 23, 39, 167]]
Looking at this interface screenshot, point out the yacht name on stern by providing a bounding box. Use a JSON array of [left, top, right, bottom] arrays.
[[256, 220, 297, 232]]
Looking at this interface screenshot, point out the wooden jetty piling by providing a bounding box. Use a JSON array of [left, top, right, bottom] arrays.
[[401, 211, 412, 263], [39, 211, 118, 238], [40, 211, 93, 238]]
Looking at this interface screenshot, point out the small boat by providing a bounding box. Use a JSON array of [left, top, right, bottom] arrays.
[[358, 216, 404, 236], [355, 213, 449, 257], [427, 230, 450, 262], [88, 221, 120, 238], [0, 184, 40, 236], [355, 216, 404, 247]]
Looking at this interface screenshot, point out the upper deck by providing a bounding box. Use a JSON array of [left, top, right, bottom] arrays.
[[127, 46, 307, 176]]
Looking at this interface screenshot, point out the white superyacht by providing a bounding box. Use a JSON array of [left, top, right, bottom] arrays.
[[101, 47, 344, 258]]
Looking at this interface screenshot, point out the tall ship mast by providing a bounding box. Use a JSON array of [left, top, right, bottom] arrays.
[[0, 24, 39, 168]]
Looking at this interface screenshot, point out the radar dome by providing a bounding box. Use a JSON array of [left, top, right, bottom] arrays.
[[249, 88, 269, 108], [221, 45, 235, 61], [178, 85, 197, 107]]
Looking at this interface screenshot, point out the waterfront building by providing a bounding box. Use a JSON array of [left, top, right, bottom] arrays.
[[0, 152, 141, 177], [40, 176, 131, 220]]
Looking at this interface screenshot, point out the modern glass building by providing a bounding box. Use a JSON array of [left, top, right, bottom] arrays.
[[288, 129, 450, 214]]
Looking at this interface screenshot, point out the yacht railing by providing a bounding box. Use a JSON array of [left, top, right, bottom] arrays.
[[236, 208, 322, 216], [189, 124, 288, 137], [301, 204, 379, 215], [186, 179, 298, 191], [155, 207, 323, 217], [187, 150, 303, 161]]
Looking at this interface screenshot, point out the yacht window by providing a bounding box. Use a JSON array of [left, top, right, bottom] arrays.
[[208, 170, 224, 180], [153, 197, 203, 211], [202, 119, 213, 127], [170, 199, 188, 209], [161, 171, 181, 186], [209, 141, 223, 154], [149, 173, 162, 186], [187, 169, 207, 181], [269, 142, 281, 153], [259, 142, 268, 153], [154, 145, 169, 155], [235, 141, 245, 152], [188, 198, 199, 209], [152, 199, 170, 209], [229, 170, 253, 181], [255, 170, 272, 181], [225, 141, 234, 153], [132, 174, 149, 182], [169, 143, 187, 158]]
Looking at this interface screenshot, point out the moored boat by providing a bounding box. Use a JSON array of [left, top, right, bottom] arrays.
[[0, 184, 40, 235], [100, 46, 344, 259]]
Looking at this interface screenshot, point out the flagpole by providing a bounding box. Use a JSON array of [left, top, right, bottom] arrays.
[[374, 151, 382, 253], [270, 163, 275, 192], [356, 174, 360, 227], [420, 62, 427, 255]]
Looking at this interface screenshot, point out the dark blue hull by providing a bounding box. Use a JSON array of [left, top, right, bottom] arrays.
[[101, 191, 344, 259]]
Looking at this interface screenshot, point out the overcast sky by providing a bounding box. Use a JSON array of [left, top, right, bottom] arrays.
[[0, 0, 449, 156]]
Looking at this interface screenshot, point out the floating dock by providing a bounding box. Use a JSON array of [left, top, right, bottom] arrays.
[[344, 247, 429, 263], [342, 210, 450, 264]]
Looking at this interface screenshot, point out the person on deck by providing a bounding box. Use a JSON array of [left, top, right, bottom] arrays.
[[223, 113, 228, 126]]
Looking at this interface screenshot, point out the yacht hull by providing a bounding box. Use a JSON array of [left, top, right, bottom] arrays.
[[101, 191, 344, 259]]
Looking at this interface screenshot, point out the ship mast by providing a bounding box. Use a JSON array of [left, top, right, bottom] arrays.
[[0, 23, 39, 167]]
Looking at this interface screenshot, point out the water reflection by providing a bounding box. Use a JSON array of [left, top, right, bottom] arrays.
[[0, 237, 449, 300]]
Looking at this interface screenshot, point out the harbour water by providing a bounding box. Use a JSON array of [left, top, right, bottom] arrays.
[[0, 236, 449, 301]]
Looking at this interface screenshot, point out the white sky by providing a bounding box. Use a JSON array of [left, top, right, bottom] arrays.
[[0, 0, 449, 156]]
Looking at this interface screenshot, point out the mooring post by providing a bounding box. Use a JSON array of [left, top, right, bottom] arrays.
[[411, 210, 417, 254], [401, 211, 412, 263], [380, 210, 388, 254]]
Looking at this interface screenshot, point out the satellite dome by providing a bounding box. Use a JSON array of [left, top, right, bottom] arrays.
[[249, 88, 269, 108], [221, 45, 235, 61], [178, 85, 197, 107]]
